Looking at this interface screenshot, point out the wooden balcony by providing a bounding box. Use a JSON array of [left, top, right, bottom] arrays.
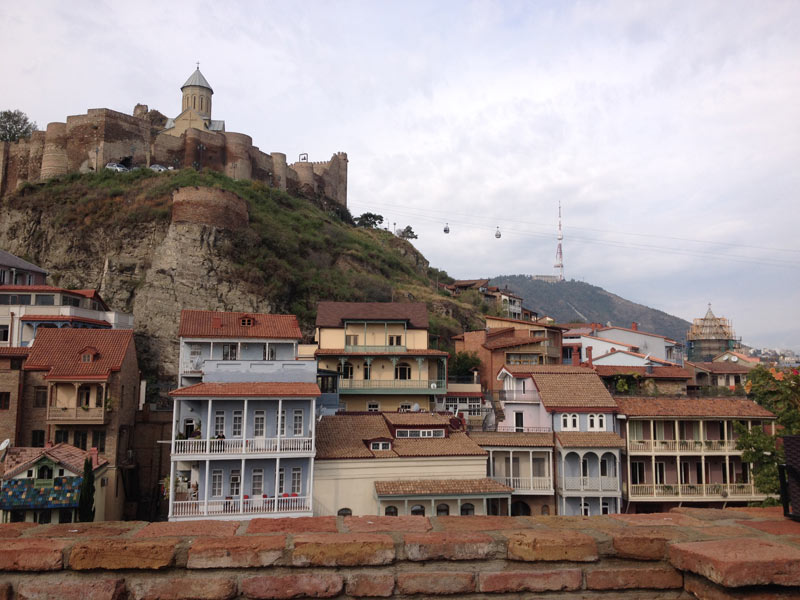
[[173, 437, 313, 456], [338, 379, 446, 394], [628, 439, 738, 454], [560, 476, 620, 493], [628, 482, 762, 499], [491, 476, 552, 493], [46, 405, 107, 424], [171, 495, 311, 519]]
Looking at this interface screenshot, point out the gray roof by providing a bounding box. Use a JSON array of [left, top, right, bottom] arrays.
[[181, 68, 213, 93], [0, 249, 47, 275], [208, 120, 225, 131]]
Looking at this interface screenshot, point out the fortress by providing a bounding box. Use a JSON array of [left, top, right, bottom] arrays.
[[0, 67, 348, 206]]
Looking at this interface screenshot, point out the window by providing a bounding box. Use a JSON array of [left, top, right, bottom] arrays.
[[31, 430, 45, 447], [654, 420, 667, 440], [92, 431, 106, 453], [0, 270, 4, 284], [254, 411, 265, 437], [276, 409, 286, 436], [34, 295, 55, 306], [78, 386, 91, 407], [581, 502, 590, 516], [436, 503, 450, 516], [345, 334, 358, 346], [460, 503, 475, 516], [337, 508, 352, 516], [278, 468, 285, 494], [62, 295, 80, 307], [214, 411, 225, 437], [395, 429, 445, 438], [73, 430, 87, 450], [600, 459, 608, 477], [395, 362, 411, 380], [54, 430, 68, 444], [561, 413, 578, 431], [588, 414, 605, 431], [293, 409, 304, 436], [655, 461, 666, 485], [340, 361, 354, 379], [0, 392, 9, 410], [291, 467, 302, 494], [363, 363, 371, 380], [252, 469, 264, 495], [59, 509, 73, 523], [468, 398, 481, 416], [222, 344, 237, 360], [445, 398, 458, 414], [410, 504, 425, 516], [367, 402, 380, 413], [399, 403, 411, 412], [631, 461, 645, 485], [211, 470, 223, 497], [37, 510, 52, 524], [81, 353, 93, 363], [38, 465, 53, 480], [232, 411, 243, 437], [384, 505, 398, 516], [34, 386, 47, 408], [388, 335, 402, 346], [370, 441, 391, 450], [58, 468, 64, 477], [230, 470, 241, 496], [629, 421, 644, 440], [602, 501, 610, 515], [0, 325, 8, 342], [581, 457, 589, 478], [240, 317, 252, 326], [514, 412, 524, 432]]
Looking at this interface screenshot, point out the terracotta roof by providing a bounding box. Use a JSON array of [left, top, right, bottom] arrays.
[[179, 310, 301, 339], [469, 432, 554, 447], [686, 361, 752, 375], [484, 337, 549, 351], [169, 382, 320, 398], [23, 329, 134, 379], [614, 396, 775, 419], [485, 316, 566, 330], [445, 392, 483, 398], [0, 347, 29, 357], [451, 279, 489, 289], [557, 432, 626, 448], [2, 444, 107, 480], [592, 349, 677, 365], [593, 365, 692, 380], [314, 348, 448, 357], [315, 414, 486, 460], [315, 302, 429, 329], [382, 412, 453, 426], [375, 478, 512, 496], [500, 365, 617, 410], [19, 315, 111, 327], [501, 364, 593, 376]]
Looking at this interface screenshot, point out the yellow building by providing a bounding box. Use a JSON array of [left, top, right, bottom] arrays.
[[314, 302, 448, 412]]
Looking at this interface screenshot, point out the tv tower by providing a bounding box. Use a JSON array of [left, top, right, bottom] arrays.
[[553, 201, 564, 281]]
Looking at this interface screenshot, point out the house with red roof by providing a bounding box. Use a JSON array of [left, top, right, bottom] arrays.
[[168, 310, 319, 521], [562, 322, 683, 366]]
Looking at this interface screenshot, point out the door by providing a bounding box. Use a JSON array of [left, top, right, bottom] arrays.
[[514, 412, 524, 432]]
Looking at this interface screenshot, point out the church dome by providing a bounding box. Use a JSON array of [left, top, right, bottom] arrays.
[[181, 68, 213, 94]]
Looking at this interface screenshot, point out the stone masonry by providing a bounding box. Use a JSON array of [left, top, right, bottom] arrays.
[[0, 508, 798, 598]]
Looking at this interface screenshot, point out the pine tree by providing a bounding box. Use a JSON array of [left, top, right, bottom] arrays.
[[78, 457, 95, 522]]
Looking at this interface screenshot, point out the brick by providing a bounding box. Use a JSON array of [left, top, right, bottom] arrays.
[[292, 533, 395, 566], [188, 535, 285, 568], [611, 512, 706, 528], [16, 579, 125, 600], [129, 576, 237, 600], [344, 515, 431, 533], [436, 515, 524, 531], [247, 516, 337, 534], [346, 573, 395, 597], [479, 569, 582, 593], [507, 529, 598, 562], [134, 520, 239, 538], [27, 522, 143, 538], [241, 574, 343, 599], [723, 506, 784, 519], [0, 539, 67, 571], [736, 519, 800, 536], [397, 572, 475, 595], [612, 526, 688, 560], [683, 572, 800, 600], [587, 565, 683, 590], [669, 537, 800, 587], [70, 538, 178, 570], [404, 531, 495, 561], [0, 522, 37, 538]]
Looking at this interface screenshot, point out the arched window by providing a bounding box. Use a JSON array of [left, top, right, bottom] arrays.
[[410, 504, 425, 516], [571, 414, 578, 429], [436, 503, 450, 516], [339, 362, 353, 380], [192, 95, 196, 109], [337, 508, 352, 516], [588, 414, 596, 429], [38, 465, 53, 480], [561, 414, 569, 429], [562, 413, 578, 431], [541, 505, 550, 516], [510, 501, 531, 516], [384, 505, 398, 516], [200, 96, 204, 111], [597, 414, 605, 430], [395, 362, 411, 380], [460, 503, 474, 516]]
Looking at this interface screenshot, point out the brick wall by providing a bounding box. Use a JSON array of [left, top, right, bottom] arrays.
[[171, 187, 249, 230], [0, 508, 798, 598]]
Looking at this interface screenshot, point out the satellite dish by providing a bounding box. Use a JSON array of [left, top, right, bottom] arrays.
[[0, 439, 10, 462], [411, 403, 421, 412], [731, 355, 739, 362]]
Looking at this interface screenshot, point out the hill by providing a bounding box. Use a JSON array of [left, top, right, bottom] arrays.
[[490, 275, 691, 343]]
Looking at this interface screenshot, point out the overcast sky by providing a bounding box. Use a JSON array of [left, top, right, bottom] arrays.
[[2, 1, 798, 351]]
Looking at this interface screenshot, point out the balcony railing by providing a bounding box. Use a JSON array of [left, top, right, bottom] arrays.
[[628, 439, 738, 453], [628, 482, 759, 498], [338, 379, 446, 393], [344, 344, 407, 353], [172, 495, 311, 518], [561, 476, 620, 492], [491, 476, 552, 492], [495, 426, 552, 433], [46, 405, 106, 424], [497, 390, 539, 403], [173, 437, 313, 456]]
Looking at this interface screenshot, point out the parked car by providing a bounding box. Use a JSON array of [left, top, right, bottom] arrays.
[[150, 164, 168, 172], [105, 163, 128, 172]]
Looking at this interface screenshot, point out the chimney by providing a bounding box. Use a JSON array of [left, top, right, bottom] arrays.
[[572, 349, 580, 367], [89, 447, 99, 468], [586, 346, 593, 367], [211, 316, 222, 329], [45, 441, 53, 449], [631, 322, 638, 331]]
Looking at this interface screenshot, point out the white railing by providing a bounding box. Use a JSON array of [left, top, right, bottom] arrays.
[[562, 476, 619, 492], [172, 495, 311, 518], [492, 476, 552, 491], [629, 439, 739, 453], [338, 379, 446, 391], [495, 426, 552, 433], [629, 483, 759, 498], [173, 437, 313, 455]]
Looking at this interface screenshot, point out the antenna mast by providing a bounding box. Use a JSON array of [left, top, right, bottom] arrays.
[[553, 201, 564, 281]]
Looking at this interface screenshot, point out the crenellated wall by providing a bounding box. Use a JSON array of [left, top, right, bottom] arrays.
[[0, 107, 348, 207], [0, 508, 798, 598]]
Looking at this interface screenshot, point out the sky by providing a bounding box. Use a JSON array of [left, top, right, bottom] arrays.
[[2, 0, 799, 351]]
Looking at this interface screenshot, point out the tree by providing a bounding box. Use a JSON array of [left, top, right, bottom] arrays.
[[78, 457, 95, 522], [354, 212, 384, 228], [734, 422, 783, 496], [0, 110, 37, 142], [397, 225, 418, 240], [450, 351, 482, 379]]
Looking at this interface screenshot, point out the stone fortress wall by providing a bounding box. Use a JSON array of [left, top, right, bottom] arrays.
[[0, 107, 348, 207]]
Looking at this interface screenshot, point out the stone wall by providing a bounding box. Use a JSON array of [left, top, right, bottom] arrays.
[[0, 508, 798, 598], [171, 187, 249, 231]]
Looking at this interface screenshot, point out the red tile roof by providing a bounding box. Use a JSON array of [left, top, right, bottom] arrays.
[[614, 396, 775, 419], [686, 361, 752, 375], [500, 365, 618, 410], [23, 329, 134, 379], [485, 316, 566, 330], [179, 310, 301, 339], [382, 412, 454, 427], [484, 337, 549, 351], [0, 347, 29, 357], [557, 432, 626, 448], [469, 431, 554, 448], [314, 348, 448, 357], [19, 315, 111, 327], [2, 444, 108, 480], [375, 478, 512, 496], [169, 382, 320, 398], [315, 302, 429, 329], [593, 365, 692, 380]]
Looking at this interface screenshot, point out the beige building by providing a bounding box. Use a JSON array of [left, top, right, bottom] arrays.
[[314, 302, 448, 412], [313, 412, 511, 517]]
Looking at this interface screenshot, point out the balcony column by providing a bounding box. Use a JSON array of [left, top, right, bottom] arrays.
[[530, 450, 534, 489], [100, 382, 107, 409], [242, 399, 248, 454], [674, 419, 679, 451], [615, 453, 621, 489], [488, 450, 493, 477], [676, 455, 681, 488], [310, 398, 316, 451], [651, 454, 656, 488], [383, 322, 387, 346], [560, 452, 566, 492], [73, 382, 80, 408], [204, 460, 210, 515], [307, 457, 314, 511], [274, 457, 281, 500], [207, 399, 213, 441], [240, 457, 245, 513], [277, 398, 283, 440], [724, 419, 729, 450], [416, 357, 424, 381], [237, 341, 241, 359], [168, 460, 176, 519], [701, 455, 706, 496], [170, 399, 179, 455], [725, 454, 730, 488], [649, 419, 654, 448], [699, 420, 705, 448]]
